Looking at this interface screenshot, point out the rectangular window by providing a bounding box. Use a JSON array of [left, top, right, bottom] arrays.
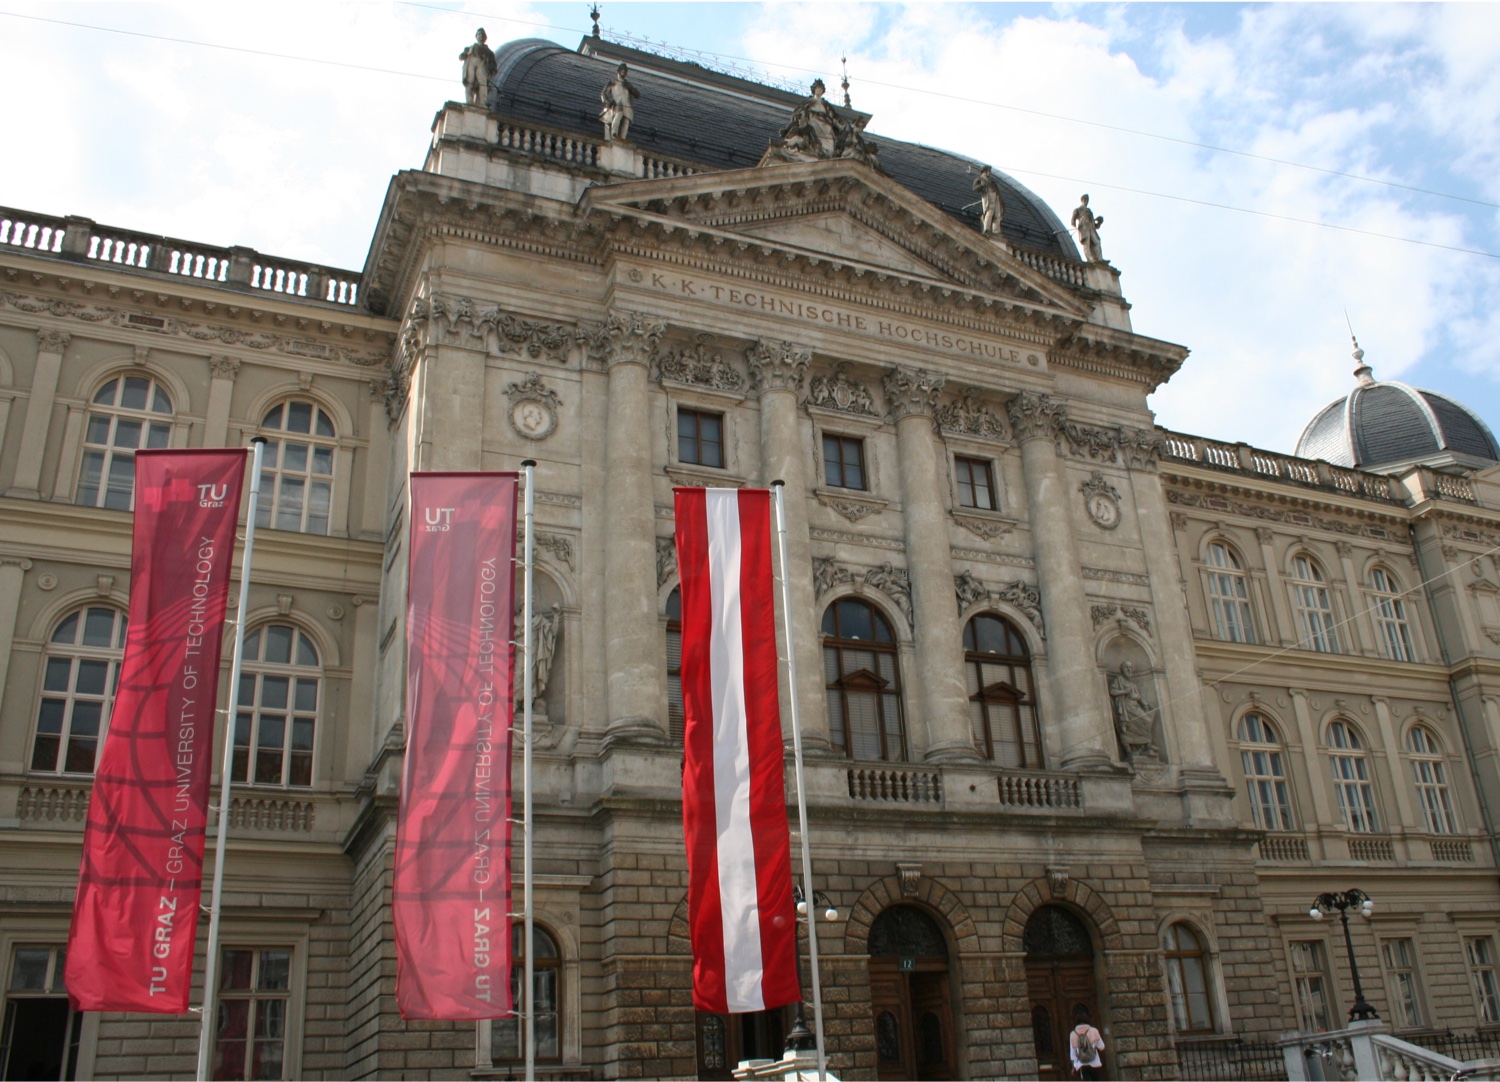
[[954, 456, 996, 511], [1380, 938, 1424, 1029], [1467, 937, 1500, 1025], [823, 434, 866, 490], [213, 948, 291, 1081], [677, 408, 724, 469], [2, 946, 82, 1082], [1290, 940, 1333, 1032]]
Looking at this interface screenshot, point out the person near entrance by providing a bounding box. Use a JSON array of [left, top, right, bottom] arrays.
[[1068, 1006, 1105, 1080]]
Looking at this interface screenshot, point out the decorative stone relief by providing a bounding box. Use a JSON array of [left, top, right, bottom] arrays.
[[504, 373, 561, 441], [952, 513, 1012, 541], [805, 362, 877, 416], [96, 575, 115, 597], [657, 538, 678, 587], [1334, 540, 1354, 558], [1168, 511, 1187, 530], [36, 328, 71, 354], [1045, 866, 1070, 898], [864, 562, 912, 624], [536, 533, 575, 572], [1255, 527, 1275, 544], [956, 571, 1045, 637], [812, 556, 856, 595], [882, 366, 944, 422], [1119, 426, 1167, 470], [1005, 391, 1065, 443], [655, 333, 744, 391], [935, 387, 1007, 441], [1082, 567, 1150, 586], [209, 355, 241, 380], [1080, 471, 1123, 530], [815, 491, 882, 523], [1090, 603, 1151, 635], [1166, 489, 1401, 542], [745, 338, 811, 395], [1061, 420, 1120, 463]]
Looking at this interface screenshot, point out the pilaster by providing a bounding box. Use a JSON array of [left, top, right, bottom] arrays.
[[204, 355, 240, 448], [0, 557, 33, 719], [9, 329, 69, 497]]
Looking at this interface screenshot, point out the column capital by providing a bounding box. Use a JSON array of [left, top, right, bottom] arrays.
[[583, 309, 666, 370], [882, 365, 944, 421], [209, 355, 241, 381], [0, 556, 33, 571], [36, 329, 71, 355], [745, 338, 811, 395], [1005, 390, 1066, 442]]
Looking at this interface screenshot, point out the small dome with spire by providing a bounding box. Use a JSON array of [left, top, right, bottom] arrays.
[[1296, 338, 1500, 472]]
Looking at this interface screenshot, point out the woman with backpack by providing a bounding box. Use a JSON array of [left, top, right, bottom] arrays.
[[1068, 1006, 1106, 1080]]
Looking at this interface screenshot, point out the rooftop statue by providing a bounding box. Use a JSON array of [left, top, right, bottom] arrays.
[[459, 28, 497, 107], [972, 165, 1006, 240], [599, 63, 641, 142], [763, 79, 881, 170], [1071, 193, 1105, 262]]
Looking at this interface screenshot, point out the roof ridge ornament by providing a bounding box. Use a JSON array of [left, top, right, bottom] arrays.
[[1346, 312, 1375, 386], [590, 3, 601, 38]]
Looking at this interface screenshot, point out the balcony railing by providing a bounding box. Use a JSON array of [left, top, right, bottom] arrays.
[[847, 767, 943, 804], [1, 207, 362, 308], [996, 770, 1081, 810], [1161, 430, 1406, 504]]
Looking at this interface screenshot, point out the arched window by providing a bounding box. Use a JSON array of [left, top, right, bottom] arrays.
[[1327, 720, 1378, 833], [492, 924, 561, 1064], [1237, 713, 1294, 831], [1163, 923, 1215, 1033], [665, 588, 684, 741], [30, 606, 127, 774], [822, 597, 905, 761], [1205, 542, 1255, 644], [1406, 725, 1457, 834], [963, 613, 1042, 767], [1291, 555, 1340, 653], [235, 624, 319, 787], [256, 400, 337, 534], [76, 374, 173, 509], [1370, 568, 1415, 662]]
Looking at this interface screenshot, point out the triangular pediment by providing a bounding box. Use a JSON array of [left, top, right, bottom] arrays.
[[580, 159, 1091, 317]]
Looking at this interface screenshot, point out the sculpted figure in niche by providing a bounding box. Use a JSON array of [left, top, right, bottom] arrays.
[[1108, 662, 1158, 760], [972, 165, 1006, 239], [599, 63, 641, 142], [459, 28, 497, 107], [1071, 193, 1105, 262], [514, 602, 563, 712]]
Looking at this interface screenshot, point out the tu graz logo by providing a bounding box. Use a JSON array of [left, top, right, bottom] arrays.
[[425, 507, 456, 532], [196, 483, 228, 508]]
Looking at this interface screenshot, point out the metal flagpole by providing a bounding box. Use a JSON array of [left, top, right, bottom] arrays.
[[770, 480, 827, 1081], [520, 461, 537, 1082], [195, 438, 266, 1082]]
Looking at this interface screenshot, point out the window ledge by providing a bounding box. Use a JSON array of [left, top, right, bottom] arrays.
[[665, 463, 745, 489], [814, 487, 886, 524]]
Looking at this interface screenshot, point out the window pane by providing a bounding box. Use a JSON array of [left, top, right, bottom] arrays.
[[286, 401, 312, 433], [120, 376, 149, 411], [258, 951, 291, 992], [264, 627, 293, 665], [43, 657, 72, 692], [261, 677, 289, 711], [113, 418, 142, 449], [221, 951, 255, 991], [10, 948, 51, 991]]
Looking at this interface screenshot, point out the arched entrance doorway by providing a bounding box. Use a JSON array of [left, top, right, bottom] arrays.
[[1024, 905, 1100, 1081], [868, 904, 957, 1081]]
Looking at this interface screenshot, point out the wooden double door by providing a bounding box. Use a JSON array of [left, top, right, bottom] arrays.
[[870, 957, 956, 1081], [1026, 957, 1100, 1081]]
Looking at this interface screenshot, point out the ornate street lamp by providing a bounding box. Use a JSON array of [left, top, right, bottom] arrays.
[[1309, 889, 1378, 1021], [785, 883, 839, 1055]]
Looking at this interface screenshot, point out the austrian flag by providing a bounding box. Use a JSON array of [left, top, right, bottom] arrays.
[[674, 487, 800, 1014]]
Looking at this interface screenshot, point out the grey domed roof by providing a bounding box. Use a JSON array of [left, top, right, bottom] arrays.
[[1296, 345, 1500, 470], [488, 38, 1080, 259]]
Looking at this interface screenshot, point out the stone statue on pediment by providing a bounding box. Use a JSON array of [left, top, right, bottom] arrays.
[[1071, 193, 1105, 262], [764, 79, 881, 170], [972, 165, 1006, 239], [459, 29, 497, 107], [599, 63, 641, 142]]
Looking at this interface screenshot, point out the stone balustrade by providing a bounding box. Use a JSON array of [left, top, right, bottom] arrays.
[[1257, 833, 1310, 862], [1282, 1021, 1498, 1082], [1, 205, 362, 308], [1009, 245, 1087, 288], [846, 767, 943, 804], [996, 770, 1081, 810], [1161, 429, 1410, 503]]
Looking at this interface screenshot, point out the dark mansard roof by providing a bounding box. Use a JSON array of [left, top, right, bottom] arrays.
[[488, 38, 1081, 260]]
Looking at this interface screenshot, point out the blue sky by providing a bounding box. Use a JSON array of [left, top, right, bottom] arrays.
[[2, 2, 1496, 454]]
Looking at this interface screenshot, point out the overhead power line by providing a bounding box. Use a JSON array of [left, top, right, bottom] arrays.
[[2, 4, 1494, 258]]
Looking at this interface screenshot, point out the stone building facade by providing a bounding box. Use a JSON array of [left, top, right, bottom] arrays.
[[2, 30, 1499, 1082]]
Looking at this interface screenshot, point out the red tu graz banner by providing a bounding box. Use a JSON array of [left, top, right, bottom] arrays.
[[66, 448, 247, 1013], [395, 472, 518, 1019]]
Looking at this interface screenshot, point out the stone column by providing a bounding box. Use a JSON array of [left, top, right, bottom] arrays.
[[9, 330, 69, 497], [600, 310, 667, 744], [747, 339, 830, 753], [204, 355, 240, 447], [0, 557, 32, 720], [883, 367, 978, 762], [1007, 392, 1114, 769]]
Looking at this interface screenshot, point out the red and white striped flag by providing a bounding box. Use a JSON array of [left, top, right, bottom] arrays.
[[674, 487, 800, 1014]]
